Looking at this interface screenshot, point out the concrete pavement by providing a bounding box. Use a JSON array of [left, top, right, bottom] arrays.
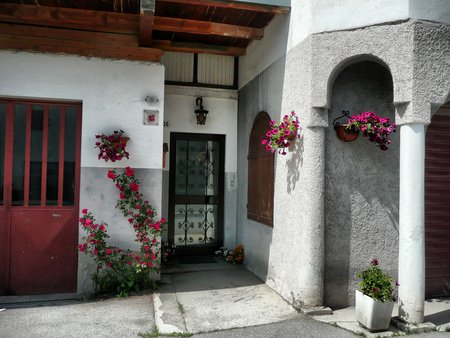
[[0, 259, 449, 337]]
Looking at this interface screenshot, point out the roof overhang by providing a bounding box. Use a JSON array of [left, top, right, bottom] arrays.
[[0, 0, 290, 62]]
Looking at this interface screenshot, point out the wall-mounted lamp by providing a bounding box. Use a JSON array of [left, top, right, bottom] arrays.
[[195, 97, 209, 125]]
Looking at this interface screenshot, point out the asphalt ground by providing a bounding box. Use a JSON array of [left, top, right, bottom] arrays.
[[1, 261, 449, 338]]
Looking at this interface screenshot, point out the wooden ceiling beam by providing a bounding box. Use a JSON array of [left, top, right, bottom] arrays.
[[151, 40, 246, 56], [156, 0, 290, 15], [154, 17, 263, 40], [0, 28, 162, 62], [0, 3, 139, 34], [0, 23, 139, 48], [140, 0, 155, 47]]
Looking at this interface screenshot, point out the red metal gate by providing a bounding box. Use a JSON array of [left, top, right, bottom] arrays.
[[0, 99, 81, 296], [425, 104, 450, 298]]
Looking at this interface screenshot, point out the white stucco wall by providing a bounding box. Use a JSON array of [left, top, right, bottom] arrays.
[[239, 14, 290, 89], [265, 18, 450, 310], [0, 50, 166, 294], [287, 0, 450, 53], [239, 0, 450, 92], [163, 87, 238, 173], [162, 86, 238, 249], [0, 51, 165, 169]]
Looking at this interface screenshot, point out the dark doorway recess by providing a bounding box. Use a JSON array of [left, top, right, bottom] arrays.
[[168, 133, 225, 256]]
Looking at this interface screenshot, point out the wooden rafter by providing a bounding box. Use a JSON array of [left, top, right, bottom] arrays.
[[151, 40, 245, 56], [140, 0, 155, 47], [156, 0, 290, 14], [0, 1, 285, 57], [154, 17, 263, 40], [0, 22, 162, 62], [0, 3, 138, 34]]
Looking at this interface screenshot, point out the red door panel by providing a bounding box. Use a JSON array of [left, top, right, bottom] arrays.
[[0, 99, 81, 296], [9, 209, 78, 295]]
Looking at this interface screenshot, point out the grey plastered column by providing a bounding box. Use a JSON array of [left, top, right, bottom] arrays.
[[299, 107, 327, 307], [398, 123, 426, 324]]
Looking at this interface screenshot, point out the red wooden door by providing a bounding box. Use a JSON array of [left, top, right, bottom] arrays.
[[0, 100, 81, 296], [425, 104, 450, 298]]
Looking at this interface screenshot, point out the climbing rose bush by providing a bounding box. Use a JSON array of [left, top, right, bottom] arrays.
[[78, 166, 166, 295], [262, 111, 300, 155], [347, 112, 397, 151], [357, 259, 399, 302]]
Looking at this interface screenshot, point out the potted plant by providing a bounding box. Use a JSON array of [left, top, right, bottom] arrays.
[[334, 124, 359, 142], [262, 111, 300, 155], [215, 245, 244, 264], [347, 111, 397, 151], [355, 259, 399, 332], [95, 130, 130, 162], [161, 242, 178, 268]]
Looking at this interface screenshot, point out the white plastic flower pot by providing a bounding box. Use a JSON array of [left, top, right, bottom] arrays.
[[355, 290, 394, 332]]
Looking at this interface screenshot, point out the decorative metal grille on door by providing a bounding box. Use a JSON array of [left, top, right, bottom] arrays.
[[169, 134, 224, 255]]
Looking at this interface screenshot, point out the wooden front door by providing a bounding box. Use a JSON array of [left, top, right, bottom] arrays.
[[168, 133, 225, 256], [0, 99, 82, 296], [425, 103, 450, 298]]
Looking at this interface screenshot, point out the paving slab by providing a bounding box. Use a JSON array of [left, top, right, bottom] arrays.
[[313, 297, 450, 338], [155, 264, 300, 334], [0, 294, 155, 338]]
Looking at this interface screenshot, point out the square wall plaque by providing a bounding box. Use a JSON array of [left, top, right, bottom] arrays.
[[144, 110, 159, 125]]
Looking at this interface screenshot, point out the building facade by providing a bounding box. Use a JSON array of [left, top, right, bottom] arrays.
[[0, 0, 449, 326]]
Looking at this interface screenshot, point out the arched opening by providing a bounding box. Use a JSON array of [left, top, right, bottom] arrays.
[[324, 60, 399, 308], [247, 112, 274, 226], [425, 100, 450, 297]]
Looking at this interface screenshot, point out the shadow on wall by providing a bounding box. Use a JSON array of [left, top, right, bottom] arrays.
[[286, 131, 304, 193], [324, 61, 399, 309]]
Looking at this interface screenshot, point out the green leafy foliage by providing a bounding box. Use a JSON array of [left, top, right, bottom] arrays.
[[357, 259, 398, 302]]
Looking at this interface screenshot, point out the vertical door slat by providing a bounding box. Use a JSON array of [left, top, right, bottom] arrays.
[[23, 105, 32, 207], [57, 107, 66, 207], [40, 105, 49, 206], [73, 106, 82, 208]]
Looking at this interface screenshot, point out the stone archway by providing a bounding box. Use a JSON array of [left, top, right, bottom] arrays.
[[324, 60, 399, 308]]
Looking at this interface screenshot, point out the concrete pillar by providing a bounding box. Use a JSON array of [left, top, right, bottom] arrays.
[[298, 126, 326, 306], [398, 123, 425, 324]]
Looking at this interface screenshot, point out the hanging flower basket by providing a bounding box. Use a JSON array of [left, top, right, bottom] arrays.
[[95, 130, 130, 162], [120, 137, 130, 146], [262, 111, 300, 155], [334, 124, 359, 142]]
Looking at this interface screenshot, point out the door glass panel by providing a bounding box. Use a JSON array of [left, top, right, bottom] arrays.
[[46, 106, 61, 206], [29, 105, 44, 206], [187, 140, 208, 196], [175, 140, 188, 195], [0, 103, 6, 206], [174, 204, 217, 246], [63, 107, 77, 206], [12, 104, 27, 206], [175, 140, 219, 196]]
